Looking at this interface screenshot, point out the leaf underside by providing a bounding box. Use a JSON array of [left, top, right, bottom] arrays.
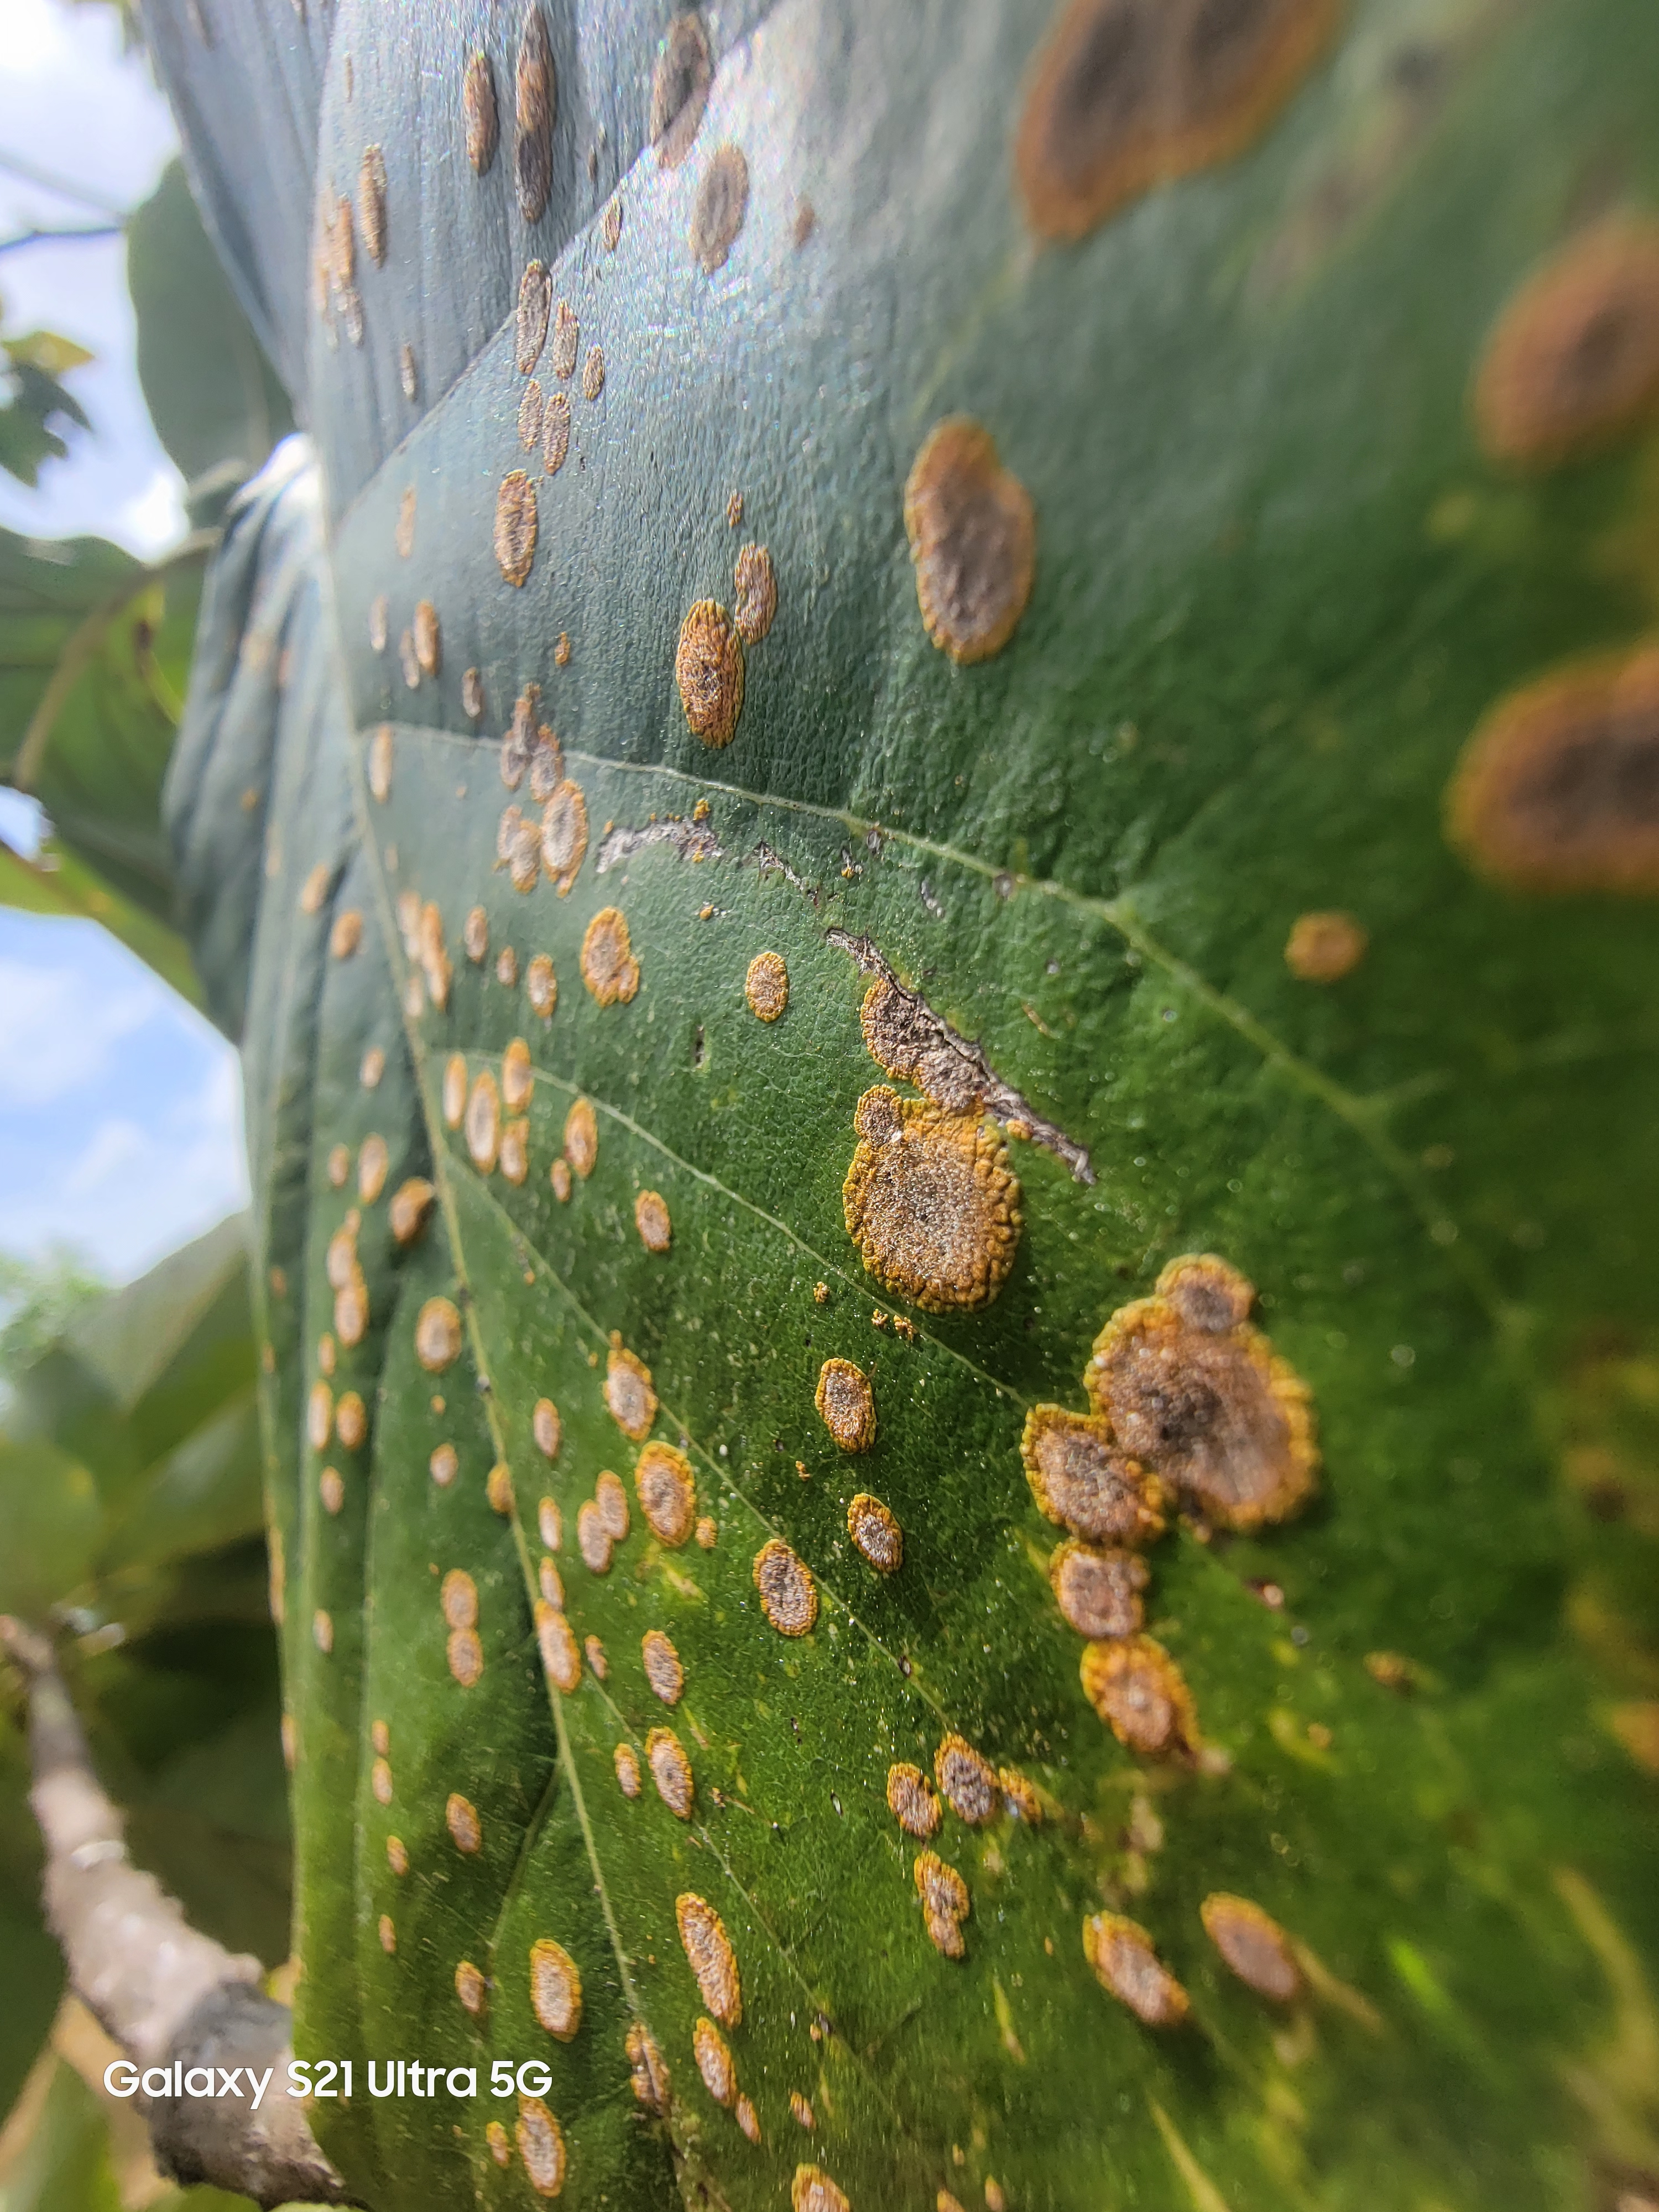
[[148, 0, 1659, 2207]]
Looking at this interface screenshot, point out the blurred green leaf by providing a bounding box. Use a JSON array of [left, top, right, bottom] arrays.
[[126, 161, 292, 517], [0, 2059, 122, 2212], [3, 332, 95, 380]]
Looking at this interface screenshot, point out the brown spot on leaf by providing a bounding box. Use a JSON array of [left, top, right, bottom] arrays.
[[319, 1465, 344, 1515], [904, 418, 1035, 664], [1050, 1540, 1147, 1639], [395, 483, 416, 560], [446, 1792, 483, 1854], [330, 908, 362, 959], [693, 2015, 735, 2106], [643, 1629, 685, 1707], [464, 50, 498, 174], [793, 2169, 850, 2212], [442, 1568, 479, 1632], [606, 1339, 656, 1440], [847, 1492, 903, 1573], [1448, 645, 1659, 895], [517, 262, 552, 374], [635, 1441, 696, 1546], [378, 1913, 395, 1954], [502, 1036, 534, 1113], [463, 666, 485, 720], [736, 2093, 761, 2143], [581, 344, 604, 401], [335, 1392, 367, 1451], [538, 1601, 581, 1692], [465, 905, 489, 963], [1200, 1892, 1302, 2001], [595, 1468, 629, 1542], [934, 1734, 999, 1824], [1086, 1255, 1317, 1528], [1083, 1910, 1188, 2025], [915, 1848, 971, 1958], [387, 1835, 408, 1877], [359, 144, 387, 263], [815, 1358, 875, 1451], [416, 1296, 463, 1372], [500, 1117, 530, 1184], [399, 343, 418, 400], [733, 541, 776, 643], [358, 1133, 389, 1203], [525, 953, 557, 1020], [531, 1398, 561, 1460], [887, 1762, 942, 1840], [564, 1097, 598, 1176], [447, 1627, 484, 1686], [495, 470, 538, 586], [368, 724, 393, 801], [1475, 221, 1659, 467], [1015, 0, 1338, 243], [676, 600, 744, 746], [430, 1442, 458, 1488], [518, 378, 544, 449], [627, 2023, 670, 2114], [326, 1143, 350, 1190], [516, 2096, 565, 2198], [745, 949, 789, 1020], [514, 6, 555, 223], [577, 1499, 611, 1573], [695, 1515, 717, 1548], [652, 12, 713, 168], [1080, 1634, 1197, 1756], [677, 1891, 740, 2021], [649, 1728, 695, 1818], [602, 196, 623, 250], [548, 297, 578, 381], [312, 1607, 333, 1654], [581, 906, 640, 1004], [753, 1536, 818, 1635], [541, 388, 571, 475], [1285, 909, 1366, 981], [454, 1960, 487, 2017], [614, 1741, 642, 1796], [541, 781, 588, 892], [466, 1069, 502, 1171], [691, 144, 749, 273], [300, 863, 330, 916], [530, 1937, 582, 2039], [442, 1052, 467, 1129], [634, 1188, 672, 1253], [843, 1086, 1022, 1312]]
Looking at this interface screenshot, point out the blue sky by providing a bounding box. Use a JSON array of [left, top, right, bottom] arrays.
[[1, 0, 249, 1285]]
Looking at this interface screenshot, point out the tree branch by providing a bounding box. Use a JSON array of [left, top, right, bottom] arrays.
[[0, 1616, 352, 2209]]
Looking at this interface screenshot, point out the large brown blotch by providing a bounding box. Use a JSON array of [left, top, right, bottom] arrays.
[[1086, 1254, 1316, 1530], [1447, 645, 1659, 895], [904, 419, 1035, 665], [1474, 220, 1659, 468], [1016, 0, 1338, 242], [843, 1085, 1021, 1312]]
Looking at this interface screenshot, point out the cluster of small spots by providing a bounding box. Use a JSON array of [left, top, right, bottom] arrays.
[[1447, 645, 1659, 895], [691, 143, 749, 274], [676, 1892, 741, 2023], [614, 1741, 642, 1797], [446, 1792, 483, 1855], [649, 1728, 695, 1818], [327, 1221, 369, 1347], [1081, 1636, 1196, 1757], [581, 907, 641, 1005], [529, 1937, 583, 2040], [903, 419, 1035, 665], [675, 600, 745, 748], [516, 2095, 566, 2199], [847, 1491, 903, 1573], [442, 1569, 483, 1686], [1285, 909, 1367, 982], [455, 1959, 487, 2017], [935, 1734, 998, 1825], [1083, 1911, 1188, 2027], [651, 11, 712, 166], [641, 1627, 685, 1705], [753, 1536, 818, 1636], [627, 2023, 670, 2114], [635, 1441, 696, 1546], [537, 1601, 581, 1693], [1201, 1892, 1302, 2001], [744, 949, 789, 1021], [463, 49, 498, 173], [1088, 1255, 1317, 1529], [886, 1761, 941, 1840], [843, 1086, 1022, 1312], [815, 1358, 876, 1452], [605, 1338, 657, 1438], [634, 1188, 672, 1252], [1015, 0, 1338, 243], [915, 1849, 970, 1959]]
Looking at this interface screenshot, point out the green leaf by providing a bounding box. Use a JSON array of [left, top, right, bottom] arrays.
[[125, 160, 293, 514], [0, 2057, 123, 2212], [148, 0, 1659, 2207], [3, 331, 95, 379]]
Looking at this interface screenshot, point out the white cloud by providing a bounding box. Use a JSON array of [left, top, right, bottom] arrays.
[[110, 463, 189, 557], [0, 953, 154, 1106]]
